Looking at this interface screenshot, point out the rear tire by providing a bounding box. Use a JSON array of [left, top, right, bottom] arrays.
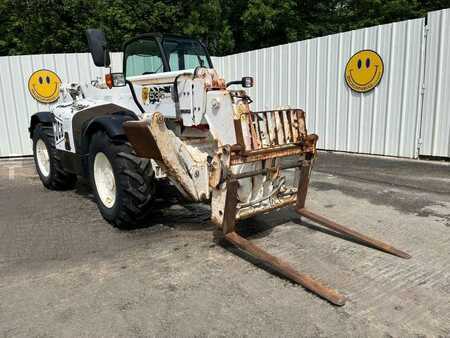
[[32, 124, 77, 190], [89, 131, 155, 229]]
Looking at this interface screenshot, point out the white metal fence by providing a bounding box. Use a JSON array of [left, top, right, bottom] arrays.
[[0, 9, 449, 158], [214, 18, 426, 158]]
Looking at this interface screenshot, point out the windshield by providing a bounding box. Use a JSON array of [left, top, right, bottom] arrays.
[[125, 38, 165, 77], [124, 36, 212, 77], [162, 37, 211, 71]]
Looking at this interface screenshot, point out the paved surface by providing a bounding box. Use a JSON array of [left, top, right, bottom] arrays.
[[0, 152, 449, 337]]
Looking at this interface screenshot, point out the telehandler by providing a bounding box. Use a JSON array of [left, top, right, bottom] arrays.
[[29, 29, 410, 305]]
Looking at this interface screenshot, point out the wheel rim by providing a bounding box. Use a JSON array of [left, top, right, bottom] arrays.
[[36, 139, 50, 177], [94, 152, 116, 208]]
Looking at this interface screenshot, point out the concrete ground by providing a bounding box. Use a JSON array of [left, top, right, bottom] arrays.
[[0, 152, 449, 337]]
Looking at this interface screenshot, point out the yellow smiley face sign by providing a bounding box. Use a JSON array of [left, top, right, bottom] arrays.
[[345, 50, 384, 93], [28, 69, 62, 103]]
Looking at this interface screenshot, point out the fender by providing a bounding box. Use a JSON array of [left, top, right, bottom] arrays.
[[29, 111, 53, 138], [79, 112, 138, 155]]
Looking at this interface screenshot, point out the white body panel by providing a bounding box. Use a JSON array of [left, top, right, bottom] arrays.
[[47, 67, 274, 207], [49, 69, 212, 154], [204, 91, 236, 146]]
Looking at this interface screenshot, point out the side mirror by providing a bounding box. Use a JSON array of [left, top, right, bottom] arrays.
[[226, 76, 254, 88], [86, 29, 111, 67], [241, 76, 254, 88]]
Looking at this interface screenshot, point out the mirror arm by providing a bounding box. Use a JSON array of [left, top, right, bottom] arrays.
[[226, 80, 243, 88], [103, 44, 111, 69], [226, 77, 254, 88]]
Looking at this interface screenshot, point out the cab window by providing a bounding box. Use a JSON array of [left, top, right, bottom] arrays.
[[162, 38, 211, 71]]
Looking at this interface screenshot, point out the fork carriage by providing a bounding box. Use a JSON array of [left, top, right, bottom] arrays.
[[125, 105, 410, 306]]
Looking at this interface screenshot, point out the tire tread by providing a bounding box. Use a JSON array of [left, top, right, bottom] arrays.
[[33, 124, 77, 190], [90, 132, 154, 229]]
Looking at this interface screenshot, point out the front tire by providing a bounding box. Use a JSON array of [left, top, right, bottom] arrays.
[[89, 131, 155, 229], [32, 124, 77, 190]]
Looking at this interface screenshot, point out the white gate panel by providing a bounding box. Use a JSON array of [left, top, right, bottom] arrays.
[[216, 18, 426, 158], [421, 9, 450, 157]]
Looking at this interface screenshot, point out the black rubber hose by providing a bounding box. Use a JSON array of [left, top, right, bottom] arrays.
[[126, 80, 145, 114]]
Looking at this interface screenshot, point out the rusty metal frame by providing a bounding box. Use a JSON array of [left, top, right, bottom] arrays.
[[230, 144, 311, 165], [230, 108, 318, 164]]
